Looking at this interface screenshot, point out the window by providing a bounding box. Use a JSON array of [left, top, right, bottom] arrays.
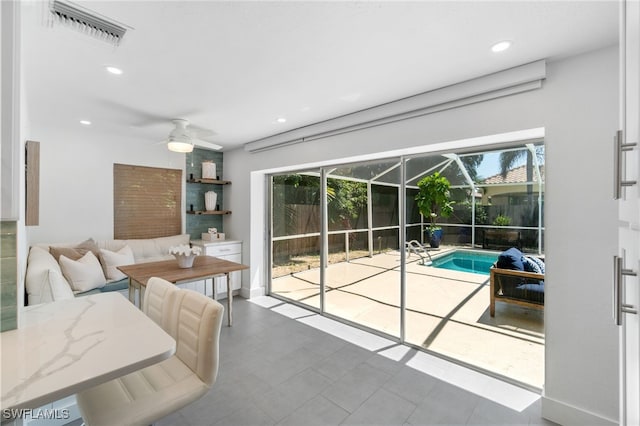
[[113, 164, 182, 239]]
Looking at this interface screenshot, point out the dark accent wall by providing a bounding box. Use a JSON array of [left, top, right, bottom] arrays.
[[186, 149, 224, 240]]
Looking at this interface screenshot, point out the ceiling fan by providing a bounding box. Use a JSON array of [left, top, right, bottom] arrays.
[[163, 119, 223, 153]]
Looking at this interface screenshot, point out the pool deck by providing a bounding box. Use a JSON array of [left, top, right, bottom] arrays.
[[271, 246, 544, 390]]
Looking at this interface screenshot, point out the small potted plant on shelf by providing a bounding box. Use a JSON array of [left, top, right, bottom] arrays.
[[415, 172, 454, 248]]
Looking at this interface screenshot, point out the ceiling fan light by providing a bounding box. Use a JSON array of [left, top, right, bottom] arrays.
[[167, 141, 194, 153]]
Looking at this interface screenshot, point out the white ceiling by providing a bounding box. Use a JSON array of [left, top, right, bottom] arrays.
[[20, 1, 618, 151]]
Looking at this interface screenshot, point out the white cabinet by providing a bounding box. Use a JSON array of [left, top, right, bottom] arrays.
[[193, 240, 242, 298]]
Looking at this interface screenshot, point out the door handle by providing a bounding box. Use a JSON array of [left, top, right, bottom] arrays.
[[614, 255, 639, 326], [614, 130, 638, 200]]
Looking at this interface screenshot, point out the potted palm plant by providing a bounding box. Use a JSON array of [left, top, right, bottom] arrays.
[[415, 172, 454, 248]]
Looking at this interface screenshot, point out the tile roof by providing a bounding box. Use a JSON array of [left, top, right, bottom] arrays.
[[482, 164, 545, 184]]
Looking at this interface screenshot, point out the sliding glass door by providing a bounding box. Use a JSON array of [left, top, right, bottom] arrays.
[[403, 146, 545, 388], [323, 159, 402, 337], [268, 141, 545, 389], [270, 171, 322, 310]]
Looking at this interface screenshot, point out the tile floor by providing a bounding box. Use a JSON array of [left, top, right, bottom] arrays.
[[155, 295, 555, 426], [271, 249, 544, 388]]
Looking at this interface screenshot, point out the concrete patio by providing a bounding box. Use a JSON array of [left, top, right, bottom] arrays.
[[271, 248, 544, 390]]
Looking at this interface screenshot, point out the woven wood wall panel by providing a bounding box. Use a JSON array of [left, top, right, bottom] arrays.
[[114, 163, 182, 239], [25, 141, 40, 226]]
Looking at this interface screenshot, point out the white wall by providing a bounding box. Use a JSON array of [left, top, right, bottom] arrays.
[[225, 46, 619, 424], [23, 125, 185, 243]]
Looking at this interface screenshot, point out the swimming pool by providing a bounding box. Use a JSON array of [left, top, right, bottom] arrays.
[[428, 250, 497, 275]]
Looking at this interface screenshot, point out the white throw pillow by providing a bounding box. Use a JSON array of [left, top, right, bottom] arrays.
[[48, 269, 75, 300], [99, 245, 135, 281], [59, 251, 106, 292]]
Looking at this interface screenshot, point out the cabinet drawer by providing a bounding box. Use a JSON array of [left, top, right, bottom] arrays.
[[205, 242, 241, 257]]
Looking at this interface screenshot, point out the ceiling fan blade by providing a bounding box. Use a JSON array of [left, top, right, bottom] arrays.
[[192, 139, 223, 151], [133, 109, 203, 127], [95, 100, 205, 127], [187, 125, 216, 139]]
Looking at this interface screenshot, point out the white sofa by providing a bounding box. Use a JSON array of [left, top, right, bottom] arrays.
[[25, 234, 190, 306]]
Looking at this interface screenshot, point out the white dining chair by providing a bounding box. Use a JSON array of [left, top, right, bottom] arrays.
[[142, 277, 180, 327], [76, 278, 224, 426]]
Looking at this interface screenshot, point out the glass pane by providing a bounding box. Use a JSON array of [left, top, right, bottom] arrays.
[[404, 147, 544, 389], [438, 160, 470, 187], [472, 145, 545, 185], [406, 156, 449, 186], [328, 159, 401, 184], [270, 172, 322, 310], [371, 184, 399, 228], [479, 187, 543, 254], [327, 177, 368, 232], [325, 159, 402, 338]]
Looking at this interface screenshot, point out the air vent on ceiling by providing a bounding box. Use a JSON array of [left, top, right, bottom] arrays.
[[50, 0, 128, 46]]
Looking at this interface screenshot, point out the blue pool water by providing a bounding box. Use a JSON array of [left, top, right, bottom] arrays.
[[429, 250, 497, 275]]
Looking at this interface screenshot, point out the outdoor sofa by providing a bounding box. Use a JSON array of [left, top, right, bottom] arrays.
[[489, 247, 545, 316]]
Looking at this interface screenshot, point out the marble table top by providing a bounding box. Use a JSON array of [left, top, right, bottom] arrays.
[[1, 293, 176, 410]]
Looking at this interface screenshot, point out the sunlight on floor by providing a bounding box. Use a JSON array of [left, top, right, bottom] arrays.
[[249, 295, 541, 413], [270, 248, 544, 389]]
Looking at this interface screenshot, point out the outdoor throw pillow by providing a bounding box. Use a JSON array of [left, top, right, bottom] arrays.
[[59, 251, 106, 292], [496, 247, 524, 271], [528, 255, 545, 274], [99, 245, 135, 281], [523, 256, 543, 274]]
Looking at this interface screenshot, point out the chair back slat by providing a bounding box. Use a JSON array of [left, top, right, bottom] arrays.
[[146, 277, 224, 386]]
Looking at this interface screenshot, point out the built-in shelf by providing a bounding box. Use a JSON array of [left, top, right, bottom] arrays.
[[187, 178, 231, 185], [187, 210, 232, 215]]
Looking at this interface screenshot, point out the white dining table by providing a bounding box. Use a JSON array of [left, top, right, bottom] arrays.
[[0, 292, 176, 411]]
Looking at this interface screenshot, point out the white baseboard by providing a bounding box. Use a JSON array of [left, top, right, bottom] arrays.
[[241, 285, 265, 299], [542, 395, 617, 426]]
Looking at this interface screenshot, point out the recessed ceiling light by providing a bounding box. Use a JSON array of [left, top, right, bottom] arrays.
[[276, 117, 287, 123], [80, 120, 92, 125], [491, 40, 512, 53], [105, 66, 123, 75]]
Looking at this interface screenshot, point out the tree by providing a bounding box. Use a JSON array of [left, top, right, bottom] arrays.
[[460, 154, 484, 181], [327, 178, 367, 229], [415, 172, 455, 231]]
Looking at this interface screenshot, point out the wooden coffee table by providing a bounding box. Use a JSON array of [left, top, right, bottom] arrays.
[[118, 255, 248, 326]]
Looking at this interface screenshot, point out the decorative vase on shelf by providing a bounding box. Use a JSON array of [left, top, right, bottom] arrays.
[[202, 161, 216, 180], [205, 191, 217, 211]]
